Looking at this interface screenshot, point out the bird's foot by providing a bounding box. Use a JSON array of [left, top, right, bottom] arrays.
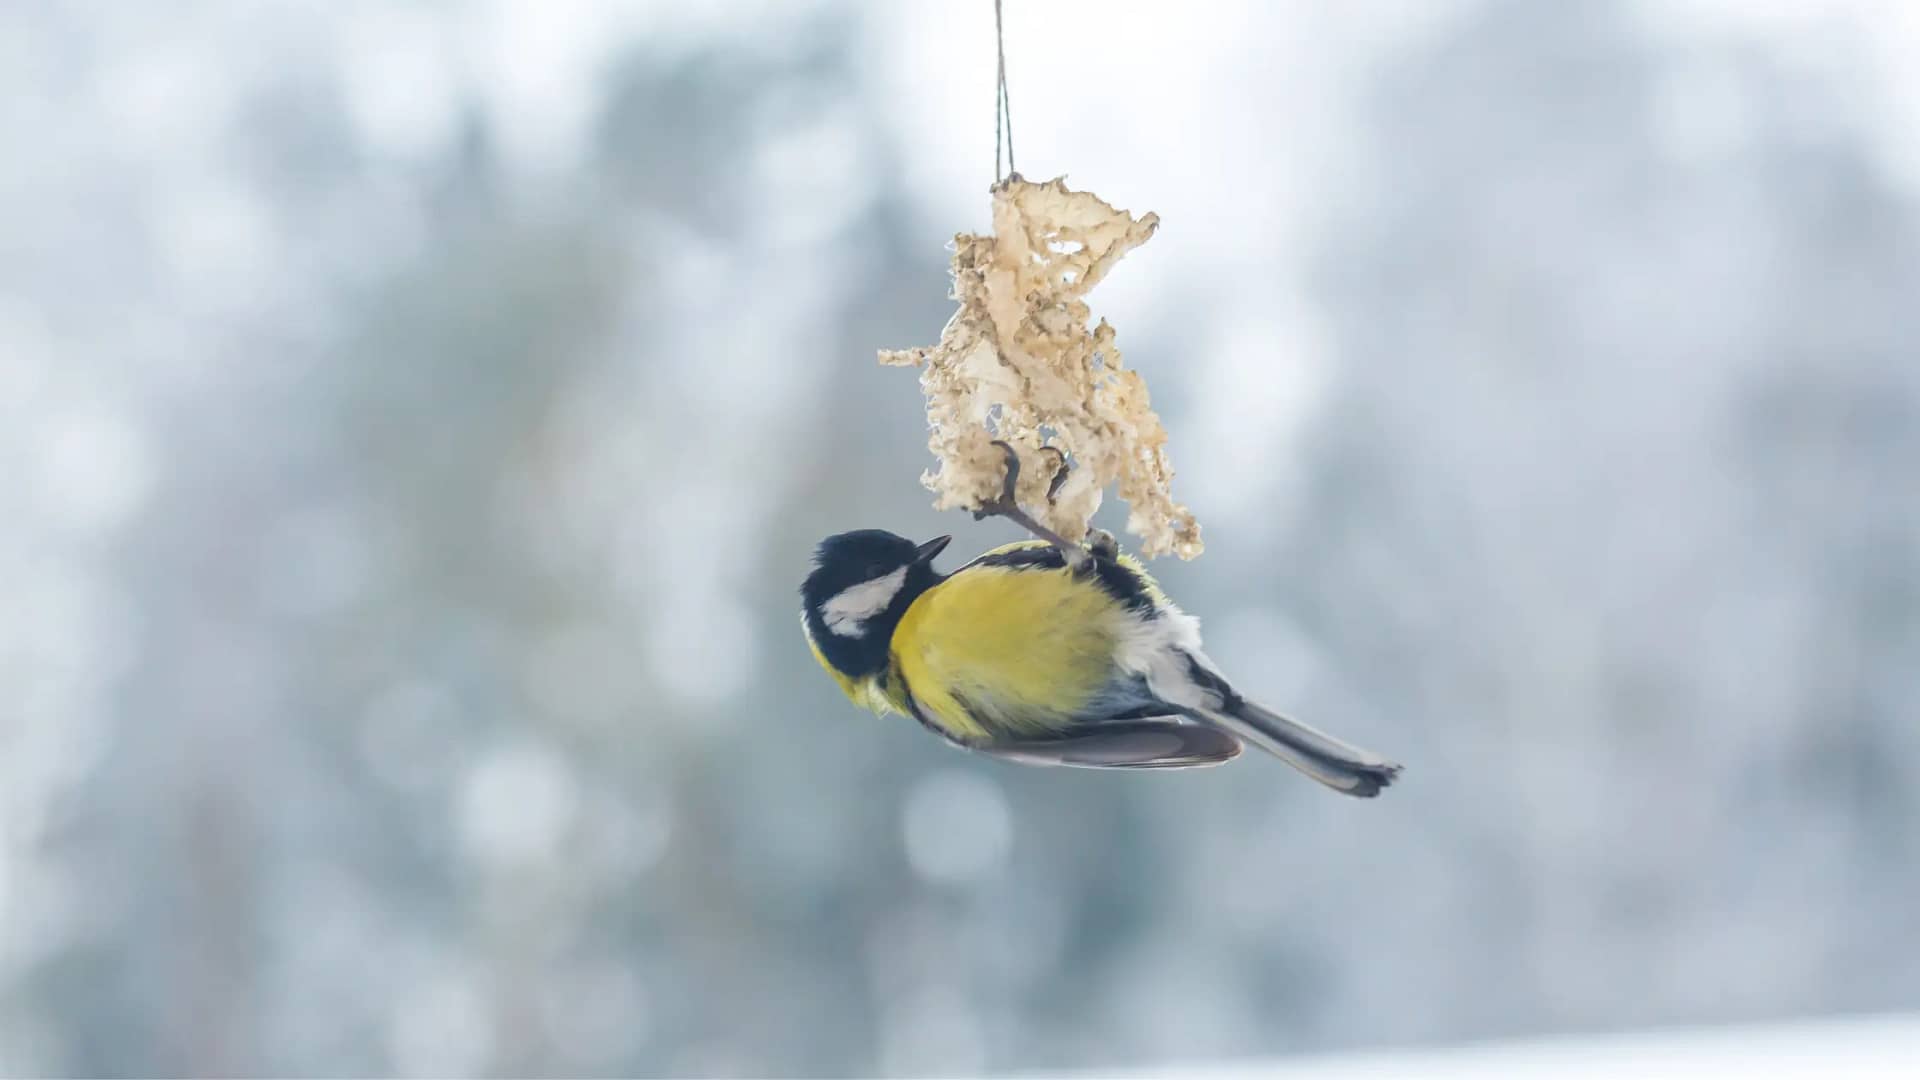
[[974, 440, 1093, 573]]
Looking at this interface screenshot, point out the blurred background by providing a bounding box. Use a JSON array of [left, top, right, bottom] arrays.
[[4, 0, 1920, 1075]]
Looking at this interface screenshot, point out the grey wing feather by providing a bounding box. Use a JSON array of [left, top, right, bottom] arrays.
[[976, 719, 1242, 770]]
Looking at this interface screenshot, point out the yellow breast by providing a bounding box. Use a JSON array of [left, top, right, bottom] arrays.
[[891, 547, 1130, 742]]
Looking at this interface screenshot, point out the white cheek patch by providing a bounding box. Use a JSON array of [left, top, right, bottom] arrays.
[[822, 566, 909, 638]]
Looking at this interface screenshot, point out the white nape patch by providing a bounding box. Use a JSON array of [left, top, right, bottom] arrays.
[[1115, 602, 1222, 711], [821, 565, 909, 638]]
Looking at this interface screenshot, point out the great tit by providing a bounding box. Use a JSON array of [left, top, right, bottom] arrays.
[[799, 448, 1402, 797]]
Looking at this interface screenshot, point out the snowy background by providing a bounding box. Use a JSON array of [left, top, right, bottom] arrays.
[[4, 0, 1919, 1075]]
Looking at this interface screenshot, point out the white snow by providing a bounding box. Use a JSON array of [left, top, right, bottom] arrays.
[[1057, 1013, 1920, 1079]]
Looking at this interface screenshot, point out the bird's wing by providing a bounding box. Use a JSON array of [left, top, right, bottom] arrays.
[[973, 719, 1242, 769]]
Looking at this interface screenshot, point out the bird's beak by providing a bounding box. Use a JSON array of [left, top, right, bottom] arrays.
[[913, 535, 952, 564]]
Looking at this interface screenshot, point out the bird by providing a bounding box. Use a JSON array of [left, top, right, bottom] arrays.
[[799, 443, 1402, 796]]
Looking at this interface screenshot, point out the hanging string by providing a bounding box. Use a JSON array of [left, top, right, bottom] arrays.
[[994, 0, 1016, 183]]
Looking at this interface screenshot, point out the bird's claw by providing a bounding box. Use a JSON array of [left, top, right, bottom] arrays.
[[971, 439, 1024, 521], [983, 440, 1070, 507], [1039, 446, 1070, 504], [990, 439, 1023, 504]]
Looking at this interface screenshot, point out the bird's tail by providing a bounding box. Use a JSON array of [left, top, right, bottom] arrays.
[[1202, 699, 1402, 798]]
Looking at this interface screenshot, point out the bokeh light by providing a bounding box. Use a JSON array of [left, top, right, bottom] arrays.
[[4, 1, 1919, 1075]]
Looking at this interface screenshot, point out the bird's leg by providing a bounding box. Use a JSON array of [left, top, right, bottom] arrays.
[[1042, 447, 1121, 561], [973, 440, 1093, 573], [1040, 448, 1121, 562]]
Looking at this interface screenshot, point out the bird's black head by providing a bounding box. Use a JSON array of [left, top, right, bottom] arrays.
[[800, 529, 950, 677]]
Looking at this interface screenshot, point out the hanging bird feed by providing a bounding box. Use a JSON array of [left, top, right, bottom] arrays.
[[880, 175, 1204, 560]]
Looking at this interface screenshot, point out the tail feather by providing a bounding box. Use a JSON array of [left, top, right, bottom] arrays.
[[1204, 700, 1402, 798]]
